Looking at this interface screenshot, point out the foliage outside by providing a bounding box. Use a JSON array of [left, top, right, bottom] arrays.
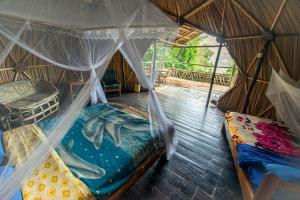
[[225, 63, 237, 76], [143, 35, 237, 75]]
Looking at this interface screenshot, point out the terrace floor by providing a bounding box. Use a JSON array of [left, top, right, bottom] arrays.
[[109, 84, 242, 200]]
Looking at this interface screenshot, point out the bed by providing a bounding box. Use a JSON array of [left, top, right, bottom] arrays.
[[223, 112, 300, 200], [0, 103, 165, 199], [38, 103, 163, 198], [2, 124, 95, 200]]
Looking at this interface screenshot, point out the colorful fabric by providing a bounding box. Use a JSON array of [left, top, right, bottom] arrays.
[[264, 163, 300, 184], [0, 166, 23, 200], [0, 130, 5, 164], [225, 112, 300, 157], [237, 144, 300, 191], [38, 103, 159, 196], [3, 125, 94, 200]]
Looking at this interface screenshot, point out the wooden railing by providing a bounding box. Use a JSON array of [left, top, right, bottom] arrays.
[[142, 62, 236, 87], [169, 68, 234, 86]]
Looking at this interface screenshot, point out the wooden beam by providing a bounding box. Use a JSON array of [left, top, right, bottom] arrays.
[[270, 0, 288, 31], [258, 105, 274, 117], [21, 34, 47, 63], [176, 31, 194, 41], [127, 70, 134, 83], [121, 56, 126, 93], [242, 40, 271, 114], [246, 44, 265, 74], [247, 76, 269, 84], [271, 41, 289, 76], [223, 78, 243, 95], [156, 5, 219, 38], [179, 26, 193, 32], [220, 0, 228, 36], [230, 0, 266, 31], [206, 41, 223, 107], [183, 19, 219, 38], [21, 72, 32, 80], [0, 37, 17, 64], [176, 30, 197, 41], [159, 43, 226, 48], [225, 34, 263, 41], [184, 0, 216, 19], [277, 32, 300, 37], [151, 41, 157, 83]]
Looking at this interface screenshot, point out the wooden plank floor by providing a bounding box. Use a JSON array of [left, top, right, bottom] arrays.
[[109, 85, 242, 200]]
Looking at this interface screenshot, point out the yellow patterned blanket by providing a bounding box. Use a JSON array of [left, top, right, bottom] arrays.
[[3, 124, 95, 200]]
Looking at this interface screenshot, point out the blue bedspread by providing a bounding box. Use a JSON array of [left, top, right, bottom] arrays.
[[38, 103, 159, 196], [237, 144, 300, 191]]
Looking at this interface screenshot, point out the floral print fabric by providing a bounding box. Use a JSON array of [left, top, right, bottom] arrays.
[[225, 112, 300, 157]]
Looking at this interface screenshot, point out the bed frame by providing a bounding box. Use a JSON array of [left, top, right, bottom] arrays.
[[223, 120, 300, 200], [107, 102, 167, 200]]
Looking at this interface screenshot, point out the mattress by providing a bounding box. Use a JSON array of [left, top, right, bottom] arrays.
[[38, 103, 160, 196], [225, 112, 300, 192], [225, 112, 300, 157], [2, 124, 94, 200]]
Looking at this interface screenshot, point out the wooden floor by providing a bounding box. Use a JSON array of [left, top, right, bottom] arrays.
[[109, 85, 242, 200]]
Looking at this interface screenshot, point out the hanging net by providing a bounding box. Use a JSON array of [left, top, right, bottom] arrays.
[[0, 0, 179, 199], [266, 69, 300, 138]]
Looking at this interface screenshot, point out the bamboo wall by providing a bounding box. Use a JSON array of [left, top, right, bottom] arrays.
[[107, 51, 139, 93], [0, 43, 67, 85], [0, 34, 138, 96]]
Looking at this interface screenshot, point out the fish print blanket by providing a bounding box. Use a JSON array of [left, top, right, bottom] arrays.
[[38, 103, 160, 196], [225, 112, 300, 157], [2, 124, 94, 200]]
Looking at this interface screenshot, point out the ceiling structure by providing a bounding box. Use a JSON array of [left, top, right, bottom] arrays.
[[175, 24, 201, 44], [151, 0, 300, 118]]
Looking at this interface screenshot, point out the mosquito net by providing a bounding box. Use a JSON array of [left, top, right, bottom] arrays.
[[266, 69, 300, 138], [0, 0, 178, 199]]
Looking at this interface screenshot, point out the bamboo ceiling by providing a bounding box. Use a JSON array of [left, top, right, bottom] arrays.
[[152, 0, 300, 119], [175, 25, 201, 44]]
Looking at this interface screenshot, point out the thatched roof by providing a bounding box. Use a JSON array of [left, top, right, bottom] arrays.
[[152, 0, 300, 119], [175, 25, 201, 44]]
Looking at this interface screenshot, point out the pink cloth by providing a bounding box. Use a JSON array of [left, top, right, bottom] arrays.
[[253, 122, 300, 157]]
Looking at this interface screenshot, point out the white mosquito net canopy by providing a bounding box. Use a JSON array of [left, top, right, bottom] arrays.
[[0, 0, 178, 199], [266, 69, 300, 139]]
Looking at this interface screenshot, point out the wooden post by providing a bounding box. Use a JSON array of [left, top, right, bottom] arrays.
[[206, 41, 223, 107], [152, 41, 157, 85], [121, 55, 126, 93], [242, 33, 273, 113]]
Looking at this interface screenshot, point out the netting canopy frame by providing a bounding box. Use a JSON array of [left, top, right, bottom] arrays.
[[0, 0, 179, 199]]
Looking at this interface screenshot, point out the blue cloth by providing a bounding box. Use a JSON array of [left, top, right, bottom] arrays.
[[104, 83, 120, 89], [38, 103, 159, 196], [237, 144, 300, 191], [0, 166, 23, 200], [0, 130, 6, 164], [243, 165, 267, 190], [237, 144, 300, 168], [264, 164, 300, 184]]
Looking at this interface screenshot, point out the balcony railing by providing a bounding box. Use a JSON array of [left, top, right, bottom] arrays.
[[142, 61, 236, 87]]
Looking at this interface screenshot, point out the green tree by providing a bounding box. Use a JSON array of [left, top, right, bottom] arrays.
[[142, 35, 215, 72], [165, 35, 214, 72], [225, 62, 237, 76]]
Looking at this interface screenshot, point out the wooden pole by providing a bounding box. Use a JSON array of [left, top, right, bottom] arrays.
[[242, 39, 272, 113], [184, 0, 216, 19], [206, 41, 223, 107], [152, 41, 157, 85], [121, 55, 126, 93]]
